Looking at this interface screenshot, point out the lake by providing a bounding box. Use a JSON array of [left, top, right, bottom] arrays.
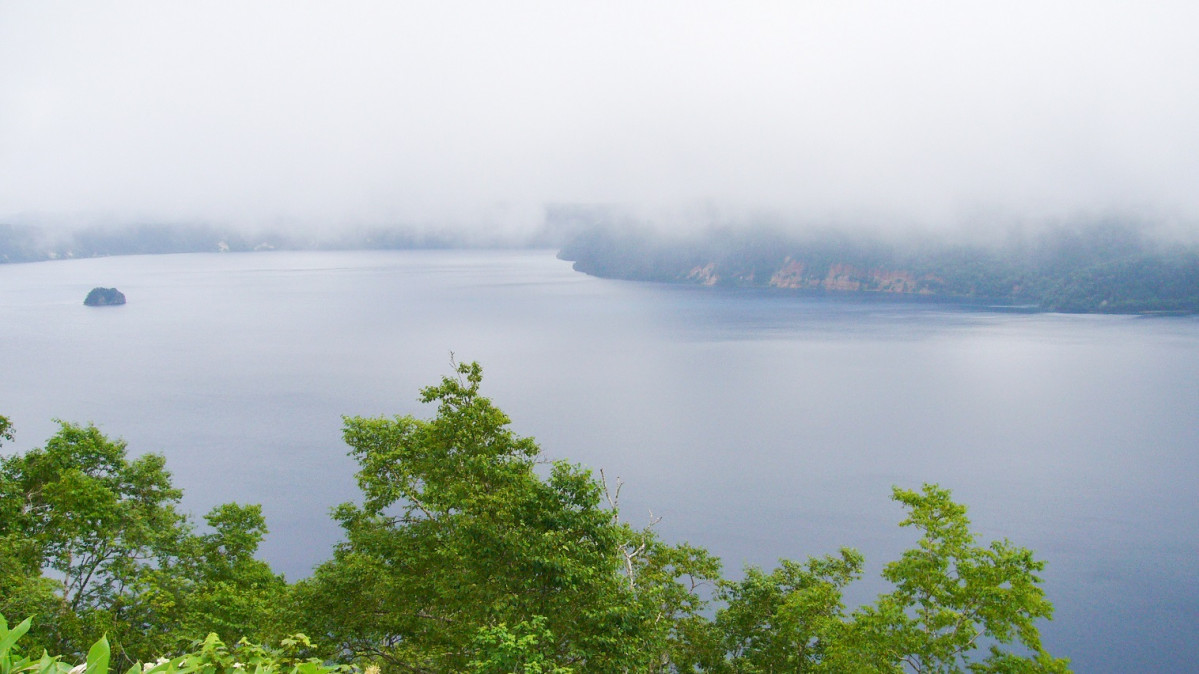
[[1, 250, 1196, 671]]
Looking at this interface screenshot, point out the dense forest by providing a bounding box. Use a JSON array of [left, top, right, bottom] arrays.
[[0, 364, 1069, 673], [555, 217, 1199, 314]]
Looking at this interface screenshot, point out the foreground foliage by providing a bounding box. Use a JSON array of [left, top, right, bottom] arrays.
[[0, 365, 1071, 672], [0, 614, 344, 674]]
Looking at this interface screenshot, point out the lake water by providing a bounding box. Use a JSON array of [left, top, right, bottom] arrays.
[[1, 250, 1196, 672]]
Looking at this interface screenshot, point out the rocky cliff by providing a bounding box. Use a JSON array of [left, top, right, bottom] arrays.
[[685, 258, 944, 295]]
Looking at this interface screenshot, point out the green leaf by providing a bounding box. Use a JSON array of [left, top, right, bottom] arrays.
[[0, 617, 32, 659], [83, 636, 110, 674]]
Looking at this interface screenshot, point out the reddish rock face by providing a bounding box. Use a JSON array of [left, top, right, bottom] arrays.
[[870, 269, 918, 293], [769, 259, 809, 288], [822, 264, 862, 291], [691, 258, 941, 295], [686, 263, 720, 286]]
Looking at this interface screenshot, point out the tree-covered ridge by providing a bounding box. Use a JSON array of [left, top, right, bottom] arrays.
[[556, 222, 1199, 314], [0, 365, 1070, 672]]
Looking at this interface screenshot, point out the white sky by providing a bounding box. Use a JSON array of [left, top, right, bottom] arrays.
[[2, 1, 1198, 236]]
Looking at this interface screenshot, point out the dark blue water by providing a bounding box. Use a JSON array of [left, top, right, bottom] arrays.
[[2, 250, 1196, 671]]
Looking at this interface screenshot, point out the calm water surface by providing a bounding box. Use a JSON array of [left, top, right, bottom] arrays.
[[2, 250, 1196, 672]]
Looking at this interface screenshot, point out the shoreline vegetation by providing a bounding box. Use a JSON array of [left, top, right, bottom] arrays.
[[0, 363, 1070, 673], [3, 216, 1197, 314], [555, 223, 1199, 315]]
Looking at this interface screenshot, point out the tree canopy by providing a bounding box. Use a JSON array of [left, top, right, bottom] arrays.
[[1, 364, 1069, 672], [0, 421, 286, 665]]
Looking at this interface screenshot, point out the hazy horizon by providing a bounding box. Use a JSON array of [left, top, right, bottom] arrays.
[[3, 2, 1198, 239]]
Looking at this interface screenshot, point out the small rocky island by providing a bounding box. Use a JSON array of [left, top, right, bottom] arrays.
[[84, 287, 126, 306]]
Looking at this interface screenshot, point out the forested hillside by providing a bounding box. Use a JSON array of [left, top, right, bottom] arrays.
[[556, 220, 1199, 314], [0, 365, 1069, 672]]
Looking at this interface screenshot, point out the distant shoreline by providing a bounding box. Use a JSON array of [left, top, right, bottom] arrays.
[[5, 220, 1198, 315], [556, 225, 1199, 315]]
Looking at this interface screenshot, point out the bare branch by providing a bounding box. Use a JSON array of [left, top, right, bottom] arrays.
[[599, 468, 623, 510], [647, 509, 663, 528]]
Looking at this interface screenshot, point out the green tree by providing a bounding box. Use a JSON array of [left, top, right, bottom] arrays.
[[294, 362, 716, 673], [467, 617, 573, 674], [0, 416, 62, 654], [3, 371, 1070, 673], [0, 421, 187, 659], [712, 484, 1070, 673], [167, 503, 289, 646], [708, 550, 863, 673], [0, 422, 287, 664], [825, 485, 1069, 673]]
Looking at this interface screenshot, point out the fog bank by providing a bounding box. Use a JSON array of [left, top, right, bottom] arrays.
[[2, 2, 1197, 237]]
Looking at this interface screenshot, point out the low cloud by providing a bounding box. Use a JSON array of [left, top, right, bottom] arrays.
[[2, 2, 1197, 238]]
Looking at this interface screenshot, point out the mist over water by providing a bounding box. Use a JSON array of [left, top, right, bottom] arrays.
[[2, 250, 1197, 671]]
